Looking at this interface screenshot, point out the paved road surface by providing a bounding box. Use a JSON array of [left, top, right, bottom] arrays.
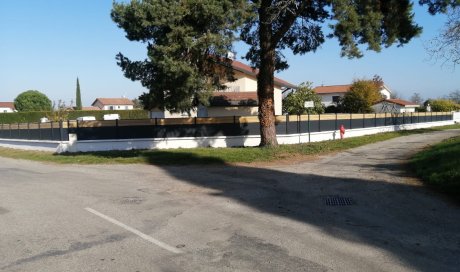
[[1, 130, 459, 271]]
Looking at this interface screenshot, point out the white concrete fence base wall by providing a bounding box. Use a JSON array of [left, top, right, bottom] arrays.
[[0, 120, 455, 153], [0, 139, 62, 152]]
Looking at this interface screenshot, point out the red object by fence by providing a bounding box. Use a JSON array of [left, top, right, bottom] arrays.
[[339, 124, 345, 139]]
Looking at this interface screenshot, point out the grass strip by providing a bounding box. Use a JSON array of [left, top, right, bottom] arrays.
[[0, 124, 459, 165], [410, 135, 460, 202]]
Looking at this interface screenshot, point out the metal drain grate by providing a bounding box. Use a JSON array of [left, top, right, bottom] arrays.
[[323, 195, 355, 206]]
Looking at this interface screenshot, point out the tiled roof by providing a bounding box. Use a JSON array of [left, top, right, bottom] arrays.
[[313, 85, 352, 94], [380, 99, 420, 107], [0, 102, 15, 109], [210, 92, 258, 106], [92, 98, 134, 106], [230, 60, 297, 89]]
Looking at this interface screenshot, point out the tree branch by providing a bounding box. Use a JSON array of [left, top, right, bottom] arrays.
[[272, 0, 308, 45]]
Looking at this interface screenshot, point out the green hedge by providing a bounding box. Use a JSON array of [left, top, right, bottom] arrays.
[[67, 110, 149, 120], [0, 110, 149, 124]]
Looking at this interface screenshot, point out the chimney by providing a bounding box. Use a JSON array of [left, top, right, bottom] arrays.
[[226, 51, 235, 60]]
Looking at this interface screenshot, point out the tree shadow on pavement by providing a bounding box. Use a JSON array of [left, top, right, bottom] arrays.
[[150, 153, 460, 272]]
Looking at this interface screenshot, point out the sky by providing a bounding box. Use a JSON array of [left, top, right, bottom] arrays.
[[1, 1, 459, 107]]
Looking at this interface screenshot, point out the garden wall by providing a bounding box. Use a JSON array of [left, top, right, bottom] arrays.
[[0, 112, 455, 153]]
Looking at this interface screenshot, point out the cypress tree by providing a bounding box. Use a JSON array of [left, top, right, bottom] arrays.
[[76, 77, 82, 110]]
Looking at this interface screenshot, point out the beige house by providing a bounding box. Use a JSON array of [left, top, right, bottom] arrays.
[[150, 60, 296, 118], [92, 98, 134, 110], [0, 102, 15, 113], [205, 60, 296, 117], [314, 84, 392, 107]]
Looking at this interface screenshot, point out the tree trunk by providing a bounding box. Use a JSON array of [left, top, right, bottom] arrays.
[[257, 3, 278, 147]]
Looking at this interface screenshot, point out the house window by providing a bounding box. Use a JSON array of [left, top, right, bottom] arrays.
[[332, 96, 340, 103], [109, 106, 114, 110]]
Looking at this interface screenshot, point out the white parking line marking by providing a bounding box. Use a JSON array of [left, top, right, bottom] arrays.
[[85, 207, 182, 254]]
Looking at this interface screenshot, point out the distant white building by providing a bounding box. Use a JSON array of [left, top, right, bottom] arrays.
[[372, 99, 420, 113], [313, 84, 392, 107], [0, 102, 16, 113], [92, 98, 134, 110]]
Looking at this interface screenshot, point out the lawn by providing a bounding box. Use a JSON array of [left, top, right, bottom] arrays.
[[411, 135, 460, 202], [0, 124, 459, 165]]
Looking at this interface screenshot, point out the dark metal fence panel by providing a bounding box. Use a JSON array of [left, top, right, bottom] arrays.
[[0, 113, 455, 142], [318, 114, 336, 132], [419, 113, 427, 123], [0, 121, 68, 141], [275, 116, 288, 135], [403, 114, 412, 124], [350, 118, 363, 129], [286, 116, 300, 134], [320, 120, 336, 132], [375, 117, 386, 127], [363, 114, 376, 128], [308, 121, 320, 133], [438, 113, 447, 121], [75, 120, 259, 141]]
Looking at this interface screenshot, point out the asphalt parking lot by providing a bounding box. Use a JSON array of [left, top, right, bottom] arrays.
[[1, 130, 459, 272]]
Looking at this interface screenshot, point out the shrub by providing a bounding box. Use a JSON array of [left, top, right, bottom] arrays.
[[14, 90, 52, 112], [283, 82, 324, 115], [341, 79, 382, 113], [430, 99, 460, 112]]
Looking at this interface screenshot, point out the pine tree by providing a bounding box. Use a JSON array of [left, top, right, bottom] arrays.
[[111, 0, 457, 147], [111, 1, 245, 114], [76, 77, 82, 110]]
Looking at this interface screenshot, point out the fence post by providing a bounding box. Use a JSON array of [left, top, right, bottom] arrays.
[[115, 119, 119, 139], [9, 123, 12, 138], [384, 112, 387, 126], [374, 113, 377, 127], [67, 120, 70, 140], [76, 120, 79, 140], [335, 113, 338, 130], [51, 121, 54, 140], [286, 114, 288, 134], [308, 113, 310, 143], [38, 122, 42, 140], [349, 113, 352, 129], [59, 121, 63, 141], [17, 123, 20, 138], [431, 111, 433, 122], [362, 113, 365, 128], [318, 114, 321, 132], [402, 113, 405, 125], [296, 114, 300, 133], [27, 122, 30, 139]]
